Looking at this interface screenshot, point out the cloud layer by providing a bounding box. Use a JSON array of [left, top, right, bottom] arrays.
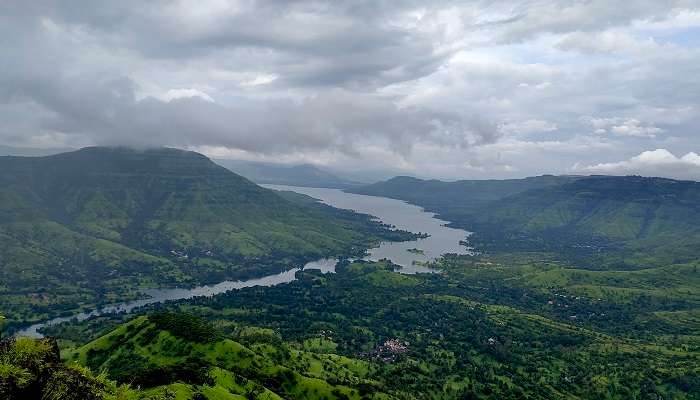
[[574, 149, 700, 181], [1, 1, 699, 179]]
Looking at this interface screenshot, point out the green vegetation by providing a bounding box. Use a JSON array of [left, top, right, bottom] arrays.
[[1, 336, 129, 400], [0, 147, 415, 331], [63, 313, 392, 399], [463, 176, 700, 268], [348, 175, 579, 219], [4, 165, 700, 398], [39, 260, 698, 399]]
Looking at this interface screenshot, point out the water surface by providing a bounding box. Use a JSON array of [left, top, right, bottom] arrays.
[[265, 185, 473, 273]]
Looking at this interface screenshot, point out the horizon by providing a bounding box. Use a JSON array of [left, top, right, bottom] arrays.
[[3, 144, 699, 183], [1, 2, 700, 181]]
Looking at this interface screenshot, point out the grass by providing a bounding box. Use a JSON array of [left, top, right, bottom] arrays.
[[64, 315, 394, 400]]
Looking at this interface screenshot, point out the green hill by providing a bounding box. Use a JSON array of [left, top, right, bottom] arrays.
[[61, 313, 391, 400], [0, 147, 413, 329], [463, 176, 700, 268], [1, 316, 391, 399], [347, 175, 580, 221]]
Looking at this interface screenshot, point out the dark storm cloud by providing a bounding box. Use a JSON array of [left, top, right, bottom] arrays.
[[0, 0, 499, 155], [2, 1, 447, 88], [0, 65, 497, 155]]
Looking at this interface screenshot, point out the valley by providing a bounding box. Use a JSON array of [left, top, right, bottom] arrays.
[[1, 149, 699, 400], [0, 148, 417, 332], [15, 183, 474, 338]]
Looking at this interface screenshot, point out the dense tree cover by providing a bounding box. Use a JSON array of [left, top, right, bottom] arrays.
[[5, 164, 700, 398], [1, 147, 416, 330], [149, 312, 220, 343], [1, 336, 107, 400]]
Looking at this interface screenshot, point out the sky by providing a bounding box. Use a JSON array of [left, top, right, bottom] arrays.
[[1, 1, 700, 181]]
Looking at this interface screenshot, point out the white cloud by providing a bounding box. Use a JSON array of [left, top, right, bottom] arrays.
[[586, 117, 664, 138], [574, 149, 700, 180], [162, 88, 215, 102], [240, 74, 278, 87]]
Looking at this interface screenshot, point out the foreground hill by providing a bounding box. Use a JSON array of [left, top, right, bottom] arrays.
[[216, 159, 361, 189], [60, 312, 392, 400], [0, 147, 412, 329]]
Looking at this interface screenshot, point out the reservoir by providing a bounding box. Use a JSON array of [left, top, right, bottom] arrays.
[[265, 185, 473, 273]]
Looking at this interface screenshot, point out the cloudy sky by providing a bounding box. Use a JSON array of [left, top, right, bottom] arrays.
[[1, 1, 700, 180]]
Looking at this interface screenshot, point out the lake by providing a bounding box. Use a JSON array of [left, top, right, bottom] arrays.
[[264, 185, 473, 273], [16, 186, 472, 337]]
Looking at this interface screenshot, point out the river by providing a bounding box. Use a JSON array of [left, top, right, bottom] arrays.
[[16, 186, 472, 338]]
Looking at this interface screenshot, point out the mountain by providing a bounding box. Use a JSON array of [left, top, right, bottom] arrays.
[[216, 159, 362, 189], [347, 175, 581, 220], [0, 147, 412, 329], [463, 175, 700, 267]]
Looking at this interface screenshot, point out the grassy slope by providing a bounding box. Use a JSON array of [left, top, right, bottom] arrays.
[[65, 315, 393, 400]]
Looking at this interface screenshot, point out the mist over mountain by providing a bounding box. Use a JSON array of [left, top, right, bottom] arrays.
[[0, 145, 75, 157], [215, 159, 363, 189]]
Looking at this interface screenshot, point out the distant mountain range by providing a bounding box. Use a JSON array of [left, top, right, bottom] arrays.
[[0, 147, 408, 328], [216, 159, 363, 189], [349, 174, 700, 268], [0, 145, 75, 157], [348, 175, 580, 216]]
